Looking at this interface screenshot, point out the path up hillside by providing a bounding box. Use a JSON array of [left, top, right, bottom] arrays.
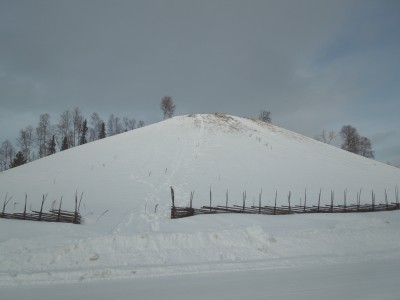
[[1, 114, 400, 227]]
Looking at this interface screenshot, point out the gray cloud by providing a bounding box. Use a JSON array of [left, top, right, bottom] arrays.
[[0, 0, 399, 164]]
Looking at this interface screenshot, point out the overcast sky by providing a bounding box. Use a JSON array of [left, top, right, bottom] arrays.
[[1, 0, 399, 165]]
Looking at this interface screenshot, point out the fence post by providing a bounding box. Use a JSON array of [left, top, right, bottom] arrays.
[[23, 194, 27, 220], [73, 191, 79, 224], [384, 189, 388, 207], [57, 197, 62, 222], [39, 194, 47, 221], [242, 191, 246, 211], [77, 192, 83, 213], [372, 190, 375, 211], [226, 189, 228, 211], [2, 193, 13, 217], [171, 186, 175, 219], [190, 191, 194, 208], [209, 187, 212, 212], [318, 189, 321, 212]]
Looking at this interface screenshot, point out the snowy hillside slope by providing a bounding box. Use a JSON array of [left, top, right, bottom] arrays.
[[1, 114, 400, 288], [1, 114, 399, 218]]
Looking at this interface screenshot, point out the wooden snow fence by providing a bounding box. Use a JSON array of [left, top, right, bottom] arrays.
[[0, 192, 82, 224], [170, 186, 400, 219]]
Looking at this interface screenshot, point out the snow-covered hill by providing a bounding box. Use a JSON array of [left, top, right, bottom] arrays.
[[1, 114, 399, 219], [1, 114, 400, 297]]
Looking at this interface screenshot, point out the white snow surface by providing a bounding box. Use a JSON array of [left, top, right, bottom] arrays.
[[1, 114, 400, 298]]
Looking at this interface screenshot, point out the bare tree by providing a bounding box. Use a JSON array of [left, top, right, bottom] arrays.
[[107, 114, 115, 136], [89, 112, 104, 142], [160, 96, 176, 119], [36, 113, 51, 158], [0, 146, 4, 171], [16, 126, 35, 162], [315, 130, 337, 145], [61, 136, 69, 151], [79, 119, 88, 145], [107, 114, 123, 136], [259, 110, 272, 123], [9, 151, 27, 168], [0, 140, 15, 171], [58, 110, 73, 148], [47, 135, 56, 155], [359, 136, 374, 158], [137, 120, 145, 128], [123, 117, 136, 131], [0, 147, 4, 171], [340, 125, 374, 158], [72, 107, 83, 147], [340, 125, 360, 154], [99, 122, 106, 139]]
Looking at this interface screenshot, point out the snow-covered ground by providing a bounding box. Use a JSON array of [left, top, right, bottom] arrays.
[[4, 257, 400, 300], [1, 114, 400, 298]]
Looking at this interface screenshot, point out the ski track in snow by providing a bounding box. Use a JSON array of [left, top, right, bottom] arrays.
[[3, 251, 400, 287]]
